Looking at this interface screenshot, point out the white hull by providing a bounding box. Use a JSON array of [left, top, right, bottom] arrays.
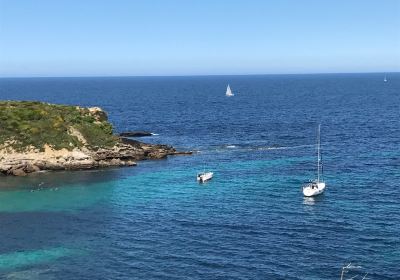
[[303, 182, 326, 197], [197, 172, 213, 183]]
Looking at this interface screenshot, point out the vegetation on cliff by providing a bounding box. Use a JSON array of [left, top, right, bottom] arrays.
[[0, 101, 118, 151]]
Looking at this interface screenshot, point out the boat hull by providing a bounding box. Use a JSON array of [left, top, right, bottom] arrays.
[[197, 172, 213, 183], [303, 182, 326, 197]]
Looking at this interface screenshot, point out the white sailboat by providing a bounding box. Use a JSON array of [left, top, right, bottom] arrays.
[[302, 124, 326, 197], [226, 84, 234, 97], [384, 75, 387, 82]]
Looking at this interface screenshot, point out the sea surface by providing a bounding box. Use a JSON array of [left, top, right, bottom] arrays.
[[0, 73, 399, 279]]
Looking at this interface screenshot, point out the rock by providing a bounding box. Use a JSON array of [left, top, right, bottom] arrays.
[[109, 158, 122, 165], [119, 131, 153, 137], [25, 163, 40, 173], [120, 137, 142, 147], [171, 151, 193, 155], [87, 107, 108, 121], [70, 151, 90, 160], [11, 168, 26, 176], [44, 162, 65, 170]]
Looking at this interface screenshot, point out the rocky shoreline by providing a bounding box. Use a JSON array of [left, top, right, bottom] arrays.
[[0, 139, 191, 176], [0, 101, 191, 176]]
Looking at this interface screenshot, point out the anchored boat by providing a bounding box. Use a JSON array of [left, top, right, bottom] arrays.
[[197, 171, 213, 183], [302, 124, 326, 197]]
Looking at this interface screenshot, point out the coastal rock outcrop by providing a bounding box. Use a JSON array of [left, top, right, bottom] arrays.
[[119, 131, 153, 137], [0, 101, 191, 176]]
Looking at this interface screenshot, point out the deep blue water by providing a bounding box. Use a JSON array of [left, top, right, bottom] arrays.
[[0, 74, 399, 279]]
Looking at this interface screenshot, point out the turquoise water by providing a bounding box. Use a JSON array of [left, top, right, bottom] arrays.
[[0, 74, 399, 279]]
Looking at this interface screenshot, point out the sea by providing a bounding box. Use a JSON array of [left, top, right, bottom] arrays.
[[0, 73, 399, 280]]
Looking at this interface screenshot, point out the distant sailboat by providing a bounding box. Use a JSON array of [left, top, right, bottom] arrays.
[[384, 75, 387, 82], [226, 84, 234, 97], [302, 124, 326, 197]]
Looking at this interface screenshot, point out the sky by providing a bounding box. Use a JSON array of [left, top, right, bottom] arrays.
[[0, 0, 399, 77]]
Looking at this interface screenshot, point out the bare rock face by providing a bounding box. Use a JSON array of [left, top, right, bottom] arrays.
[[87, 106, 108, 122]]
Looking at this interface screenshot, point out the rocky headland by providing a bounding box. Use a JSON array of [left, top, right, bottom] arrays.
[[0, 101, 190, 176]]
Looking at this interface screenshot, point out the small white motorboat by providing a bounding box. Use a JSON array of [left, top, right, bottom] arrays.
[[197, 172, 213, 183], [302, 124, 326, 197]]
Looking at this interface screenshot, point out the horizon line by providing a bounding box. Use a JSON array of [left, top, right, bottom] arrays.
[[0, 71, 398, 79]]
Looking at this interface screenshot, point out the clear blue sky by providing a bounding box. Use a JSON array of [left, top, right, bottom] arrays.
[[0, 0, 399, 77]]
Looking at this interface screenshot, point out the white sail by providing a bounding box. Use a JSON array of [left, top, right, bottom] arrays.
[[384, 75, 387, 82], [226, 84, 234, 96]]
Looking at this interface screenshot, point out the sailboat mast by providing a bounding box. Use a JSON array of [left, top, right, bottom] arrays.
[[317, 124, 321, 182]]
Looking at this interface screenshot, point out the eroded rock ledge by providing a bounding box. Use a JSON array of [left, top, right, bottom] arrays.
[[119, 131, 153, 137], [0, 101, 191, 176]]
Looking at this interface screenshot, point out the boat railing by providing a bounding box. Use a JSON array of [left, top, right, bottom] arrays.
[[340, 263, 369, 280]]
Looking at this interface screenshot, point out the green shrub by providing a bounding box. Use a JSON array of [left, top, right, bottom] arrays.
[[0, 101, 117, 151]]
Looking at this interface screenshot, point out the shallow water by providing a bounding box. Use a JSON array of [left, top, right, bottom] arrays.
[[0, 74, 399, 279]]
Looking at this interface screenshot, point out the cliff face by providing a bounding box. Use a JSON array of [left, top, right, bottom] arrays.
[[0, 101, 184, 176]]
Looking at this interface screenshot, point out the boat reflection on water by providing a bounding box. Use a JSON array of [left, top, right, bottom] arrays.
[[303, 196, 317, 206], [303, 194, 325, 206]]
